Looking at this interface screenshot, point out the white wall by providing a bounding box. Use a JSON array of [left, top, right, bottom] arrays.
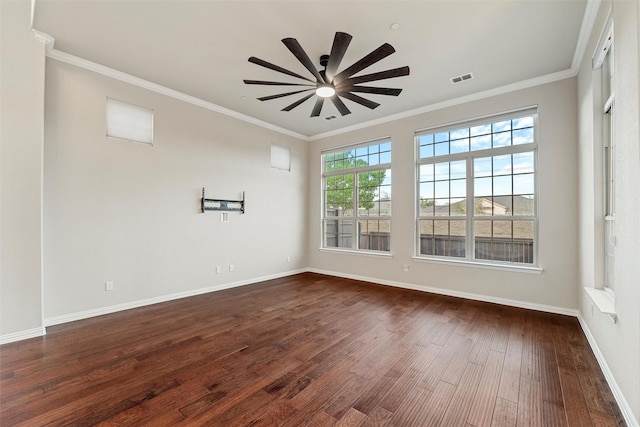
[[42, 60, 308, 321], [0, 0, 46, 339], [577, 0, 640, 424], [309, 78, 579, 313]]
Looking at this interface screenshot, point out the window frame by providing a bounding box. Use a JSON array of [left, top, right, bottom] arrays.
[[414, 108, 539, 267], [593, 16, 616, 293], [585, 11, 617, 320], [321, 138, 392, 254]]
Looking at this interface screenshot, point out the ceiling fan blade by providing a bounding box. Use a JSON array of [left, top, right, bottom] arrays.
[[337, 66, 410, 87], [258, 89, 314, 101], [333, 43, 396, 85], [282, 37, 325, 83], [311, 97, 325, 117], [244, 79, 315, 86], [331, 96, 351, 116], [347, 86, 403, 96], [339, 92, 380, 110], [282, 93, 315, 111], [325, 32, 352, 82], [248, 57, 315, 82]]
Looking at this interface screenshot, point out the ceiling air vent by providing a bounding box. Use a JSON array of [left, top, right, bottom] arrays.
[[324, 115, 338, 121], [450, 73, 474, 84]]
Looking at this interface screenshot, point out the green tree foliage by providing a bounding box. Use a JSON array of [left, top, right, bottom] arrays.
[[420, 199, 435, 209], [325, 151, 387, 213]]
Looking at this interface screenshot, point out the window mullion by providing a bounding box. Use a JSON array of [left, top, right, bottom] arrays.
[[352, 171, 358, 250], [466, 155, 474, 261], [324, 162, 391, 177]]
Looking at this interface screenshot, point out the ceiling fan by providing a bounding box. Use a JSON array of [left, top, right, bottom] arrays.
[[243, 32, 410, 117]]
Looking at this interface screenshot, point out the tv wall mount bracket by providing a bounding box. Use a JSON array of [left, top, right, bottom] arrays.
[[201, 187, 245, 214]]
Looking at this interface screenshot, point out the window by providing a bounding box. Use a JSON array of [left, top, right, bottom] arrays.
[[593, 17, 616, 292], [271, 144, 291, 171], [416, 109, 537, 265], [106, 98, 154, 145], [322, 139, 392, 253], [585, 14, 616, 320]]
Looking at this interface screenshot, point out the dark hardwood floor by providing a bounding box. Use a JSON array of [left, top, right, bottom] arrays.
[[0, 273, 625, 426]]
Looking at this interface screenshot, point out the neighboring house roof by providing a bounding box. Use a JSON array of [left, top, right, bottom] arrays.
[[421, 195, 534, 216]]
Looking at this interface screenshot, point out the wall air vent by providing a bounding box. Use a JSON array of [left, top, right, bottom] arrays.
[[450, 73, 474, 84], [324, 115, 338, 121]]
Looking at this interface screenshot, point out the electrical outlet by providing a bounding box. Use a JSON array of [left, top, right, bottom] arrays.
[[229, 264, 234, 272], [105, 281, 114, 291], [403, 264, 410, 272], [287, 256, 291, 263], [216, 266, 221, 274]]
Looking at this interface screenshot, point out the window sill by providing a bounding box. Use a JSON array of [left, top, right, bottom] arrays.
[[318, 248, 393, 259], [584, 287, 617, 323], [412, 256, 542, 274]]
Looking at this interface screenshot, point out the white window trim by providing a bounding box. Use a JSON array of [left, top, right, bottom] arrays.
[[318, 247, 394, 258], [414, 108, 539, 267], [412, 255, 542, 274]]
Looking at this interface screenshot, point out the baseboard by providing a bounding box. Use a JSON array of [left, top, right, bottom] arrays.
[[0, 326, 46, 345], [306, 268, 579, 317], [44, 268, 307, 327], [577, 315, 639, 427]]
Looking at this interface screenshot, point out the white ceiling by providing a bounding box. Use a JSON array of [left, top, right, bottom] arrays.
[[33, 0, 590, 139]]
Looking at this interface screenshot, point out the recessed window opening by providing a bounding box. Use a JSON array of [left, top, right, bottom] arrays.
[[106, 98, 154, 145]]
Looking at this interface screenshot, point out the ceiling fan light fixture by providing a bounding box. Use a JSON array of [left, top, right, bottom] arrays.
[[316, 85, 336, 98]]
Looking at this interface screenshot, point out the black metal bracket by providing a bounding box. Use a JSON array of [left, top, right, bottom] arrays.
[[201, 187, 245, 214]]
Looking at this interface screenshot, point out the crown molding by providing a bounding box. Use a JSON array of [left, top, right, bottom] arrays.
[[41, 43, 579, 143], [32, 29, 54, 47], [37, 32, 310, 142], [33, 0, 599, 144], [30, 0, 36, 27], [308, 67, 577, 141], [572, 0, 602, 72], [306, 0, 601, 142]]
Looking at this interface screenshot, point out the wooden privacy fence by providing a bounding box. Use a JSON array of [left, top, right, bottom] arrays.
[[419, 234, 534, 263], [326, 229, 533, 263]]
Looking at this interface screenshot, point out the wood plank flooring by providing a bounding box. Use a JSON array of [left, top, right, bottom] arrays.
[[0, 273, 626, 426]]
